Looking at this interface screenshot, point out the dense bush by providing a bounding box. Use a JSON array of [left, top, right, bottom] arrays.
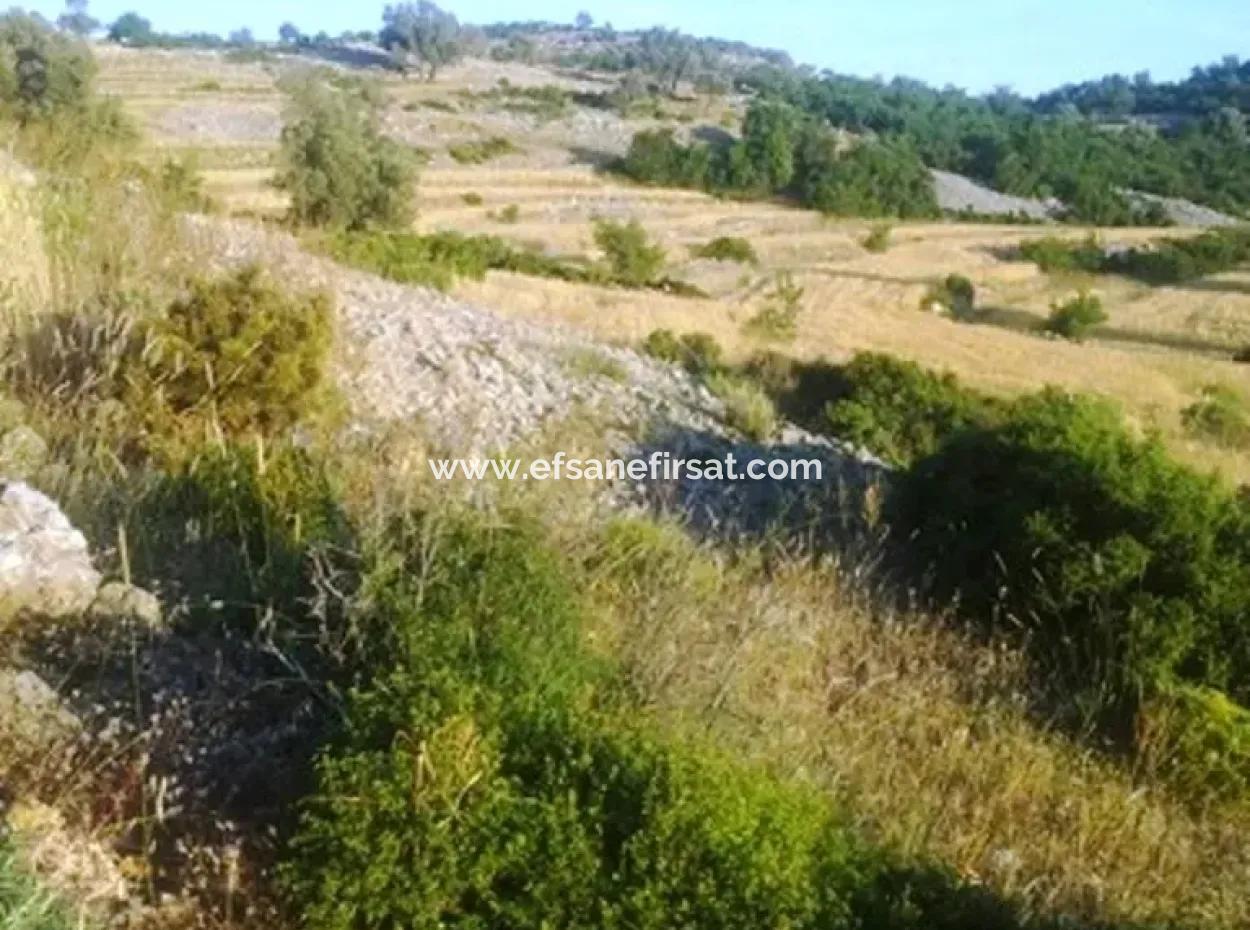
[[823, 353, 1000, 465], [129, 267, 335, 442], [281, 512, 1033, 930], [892, 390, 1250, 737], [1182, 384, 1250, 448], [593, 218, 666, 286], [691, 235, 758, 264], [1021, 228, 1250, 284], [740, 66, 1250, 221], [1018, 234, 1107, 274], [1105, 227, 1250, 283], [621, 101, 939, 219], [1045, 291, 1107, 341], [447, 135, 519, 164], [0, 11, 96, 119], [276, 74, 417, 229], [798, 137, 939, 218], [861, 224, 893, 253], [921, 274, 977, 318], [1138, 683, 1250, 800], [642, 329, 725, 376]]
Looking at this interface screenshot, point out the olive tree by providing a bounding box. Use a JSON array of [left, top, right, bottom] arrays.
[[380, 1, 461, 81]]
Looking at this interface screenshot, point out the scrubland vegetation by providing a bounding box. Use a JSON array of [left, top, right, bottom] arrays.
[[5, 7, 1250, 930]]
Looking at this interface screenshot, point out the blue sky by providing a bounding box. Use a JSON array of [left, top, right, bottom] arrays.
[[20, 0, 1250, 94]]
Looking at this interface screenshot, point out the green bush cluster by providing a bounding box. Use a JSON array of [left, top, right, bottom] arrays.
[[276, 74, 417, 229], [1139, 683, 1250, 800], [621, 99, 939, 218], [1045, 291, 1107, 341], [861, 223, 893, 253], [593, 218, 666, 286], [323, 225, 703, 296], [1021, 228, 1250, 284], [0, 11, 95, 120], [129, 266, 335, 443], [739, 66, 1250, 222], [921, 274, 977, 318], [642, 329, 725, 376], [447, 135, 519, 164], [1182, 384, 1250, 448], [1106, 226, 1250, 283], [823, 353, 1000, 465], [1018, 234, 1107, 274], [892, 390, 1250, 743], [690, 235, 759, 264], [281, 512, 1030, 930]]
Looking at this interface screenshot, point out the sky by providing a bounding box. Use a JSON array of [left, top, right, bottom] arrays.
[[19, 0, 1250, 95]]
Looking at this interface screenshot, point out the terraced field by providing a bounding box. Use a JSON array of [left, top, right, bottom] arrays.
[[96, 43, 1250, 480]]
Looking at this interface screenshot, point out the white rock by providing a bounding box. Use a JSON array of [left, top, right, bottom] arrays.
[[0, 482, 101, 622]]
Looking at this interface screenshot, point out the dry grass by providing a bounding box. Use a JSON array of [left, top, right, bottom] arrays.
[[572, 510, 1250, 929], [0, 165, 51, 326]]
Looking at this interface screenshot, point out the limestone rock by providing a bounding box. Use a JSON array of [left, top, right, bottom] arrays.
[[0, 667, 81, 747], [0, 482, 101, 623]]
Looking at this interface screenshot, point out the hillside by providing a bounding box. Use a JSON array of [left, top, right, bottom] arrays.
[[4, 10, 1250, 930]]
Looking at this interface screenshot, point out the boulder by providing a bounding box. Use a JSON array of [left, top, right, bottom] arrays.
[[0, 482, 101, 624], [0, 667, 81, 747]]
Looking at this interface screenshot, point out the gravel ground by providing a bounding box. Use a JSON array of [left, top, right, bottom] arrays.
[[180, 215, 885, 541], [931, 169, 1062, 220]]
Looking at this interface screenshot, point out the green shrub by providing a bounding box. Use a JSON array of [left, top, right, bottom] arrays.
[[1182, 384, 1250, 448], [799, 137, 939, 219], [0, 838, 75, 930], [738, 352, 848, 428], [641, 329, 725, 376], [447, 135, 519, 164], [0, 11, 96, 120], [921, 274, 976, 319], [892, 389, 1250, 737], [461, 191, 484, 206], [707, 373, 778, 441], [1018, 234, 1106, 274], [861, 224, 893, 253], [593, 218, 666, 287], [1139, 684, 1250, 800], [276, 75, 416, 229], [1105, 227, 1250, 284], [743, 272, 804, 341], [690, 236, 759, 265], [491, 203, 521, 223], [1020, 229, 1250, 285], [824, 353, 999, 465], [1045, 291, 1107, 341], [282, 511, 1035, 930], [321, 229, 608, 291], [129, 266, 335, 441]]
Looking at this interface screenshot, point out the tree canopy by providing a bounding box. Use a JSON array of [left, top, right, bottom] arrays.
[[380, 1, 462, 80]]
